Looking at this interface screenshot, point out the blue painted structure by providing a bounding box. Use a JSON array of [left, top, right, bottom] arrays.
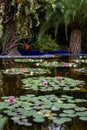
[[0, 50, 87, 58], [19, 50, 70, 56]]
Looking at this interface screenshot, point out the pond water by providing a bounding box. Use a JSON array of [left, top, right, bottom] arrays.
[[0, 55, 87, 130]]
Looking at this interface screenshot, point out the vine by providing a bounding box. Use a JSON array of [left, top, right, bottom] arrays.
[[0, 3, 4, 38], [11, 0, 55, 38]]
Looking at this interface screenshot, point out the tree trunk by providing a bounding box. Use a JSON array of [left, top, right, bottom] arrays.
[[2, 1, 20, 55], [2, 22, 20, 55], [69, 28, 82, 54]]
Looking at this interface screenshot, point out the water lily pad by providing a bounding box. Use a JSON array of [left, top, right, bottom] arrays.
[[53, 117, 72, 124], [74, 67, 87, 74], [63, 110, 75, 114], [75, 107, 86, 111], [15, 58, 43, 63], [22, 76, 85, 92], [77, 111, 87, 117], [40, 109, 51, 114], [33, 117, 45, 122], [11, 117, 20, 121], [51, 106, 60, 111], [35, 60, 76, 68], [79, 117, 87, 121], [61, 103, 76, 109], [59, 113, 68, 117], [1, 68, 50, 76], [24, 122, 32, 126], [0, 93, 87, 127]]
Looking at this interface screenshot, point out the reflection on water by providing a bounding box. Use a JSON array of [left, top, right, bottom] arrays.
[[0, 55, 87, 130], [0, 75, 25, 97], [3, 120, 87, 130]]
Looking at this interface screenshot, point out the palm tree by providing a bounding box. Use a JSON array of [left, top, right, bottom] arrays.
[[39, 0, 87, 53]]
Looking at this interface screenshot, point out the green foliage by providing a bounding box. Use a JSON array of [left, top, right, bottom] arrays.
[[34, 35, 59, 52], [39, 0, 87, 39], [11, 0, 51, 38]]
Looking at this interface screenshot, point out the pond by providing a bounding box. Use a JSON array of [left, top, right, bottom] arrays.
[[0, 55, 87, 130]]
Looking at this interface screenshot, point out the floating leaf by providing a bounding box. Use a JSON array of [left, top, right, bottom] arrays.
[[79, 117, 87, 121], [33, 117, 45, 122], [63, 110, 75, 114], [22, 76, 85, 92]]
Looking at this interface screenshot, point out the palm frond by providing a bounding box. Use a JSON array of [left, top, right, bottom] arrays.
[[39, 0, 87, 39]]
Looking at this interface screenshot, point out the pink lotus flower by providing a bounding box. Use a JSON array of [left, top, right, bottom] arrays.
[[44, 61, 47, 64], [43, 81, 48, 86], [55, 76, 61, 79], [8, 97, 15, 103], [20, 68, 27, 74], [64, 63, 68, 67]]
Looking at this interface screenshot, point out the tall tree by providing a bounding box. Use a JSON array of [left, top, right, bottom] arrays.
[[1, 0, 56, 55], [39, 0, 87, 53], [1, 0, 40, 55], [2, 0, 20, 55]]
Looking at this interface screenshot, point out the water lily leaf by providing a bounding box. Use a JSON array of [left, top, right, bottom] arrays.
[[24, 122, 32, 126], [59, 113, 68, 117], [51, 106, 60, 111], [32, 113, 45, 118], [53, 117, 72, 124], [67, 114, 77, 118], [77, 111, 87, 116], [79, 117, 87, 121], [63, 110, 75, 114], [67, 99, 75, 103], [40, 109, 51, 114], [74, 67, 87, 74], [48, 116, 57, 120], [61, 103, 76, 109], [33, 117, 45, 122], [75, 107, 86, 111], [75, 99, 87, 103], [11, 117, 20, 121], [61, 95, 73, 99]]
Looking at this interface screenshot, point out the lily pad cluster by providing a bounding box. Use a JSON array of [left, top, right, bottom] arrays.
[[74, 67, 87, 75], [14, 58, 77, 68], [21, 76, 85, 91], [35, 61, 77, 68], [0, 94, 87, 126], [75, 56, 87, 64], [15, 58, 43, 63], [1, 68, 51, 76]]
